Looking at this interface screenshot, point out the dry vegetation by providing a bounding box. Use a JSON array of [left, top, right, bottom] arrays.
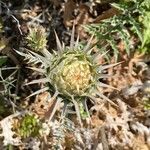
[[0, 0, 150, 150]]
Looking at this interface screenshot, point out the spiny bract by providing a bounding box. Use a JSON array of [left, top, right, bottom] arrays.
[[18, 25, 119, 125]]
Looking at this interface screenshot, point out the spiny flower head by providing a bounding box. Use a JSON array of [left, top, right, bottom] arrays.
[[49, 50, 96, 96], [18, 26, 119, 125], [26, 25, 47, 52]]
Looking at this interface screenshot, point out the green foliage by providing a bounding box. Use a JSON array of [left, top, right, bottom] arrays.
[[79, 102, 88, 119], [84, 0, 150, 60], [141, 0, 150, 10], [18, 114, 41, 138], [139, 1, 150, 53], [140, 12, 150, 53]]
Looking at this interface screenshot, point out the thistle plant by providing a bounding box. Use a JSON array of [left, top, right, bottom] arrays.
[[26, 25, 47, 52], [17, 114, 41, 138], [18, 26, 119, 125]]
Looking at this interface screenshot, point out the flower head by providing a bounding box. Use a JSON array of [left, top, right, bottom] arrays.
[[26, 25, 47, 52], [50, 50, 96, 96], [18, 26, 119, 125]]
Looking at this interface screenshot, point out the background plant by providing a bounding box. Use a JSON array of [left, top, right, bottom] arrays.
[[84, 0, 150, 61], [26, 25, 48, 52], [17, 114, 41, 138]]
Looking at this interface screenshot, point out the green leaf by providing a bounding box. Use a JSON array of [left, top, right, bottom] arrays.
[[106, 37, 119, 61], [128, 14, 142, 41]]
